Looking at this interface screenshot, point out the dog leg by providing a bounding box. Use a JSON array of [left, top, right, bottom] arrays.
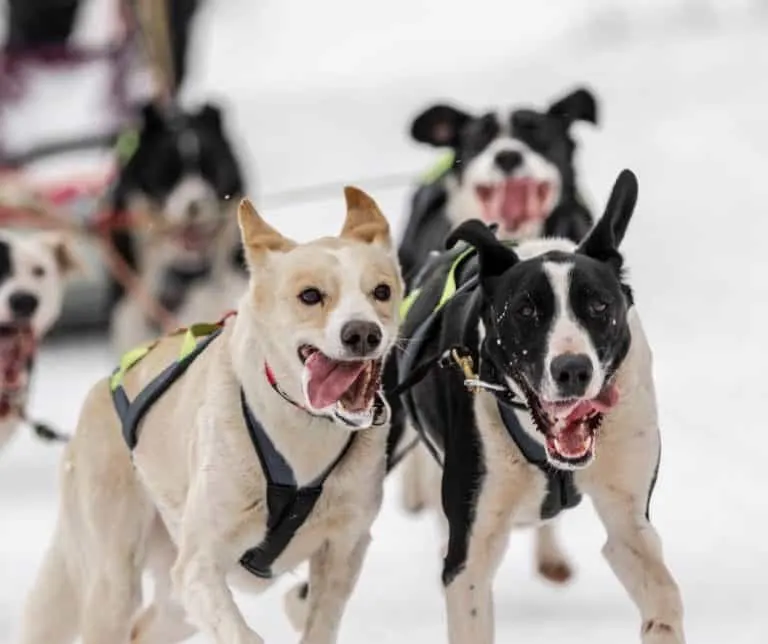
[[402, 425, 440, 514], [592, 491, 685, 643], [442, 482, 516, 644], [294, 532, 372, 644], [534, 523, 573, 584], [130, 519, 197, 644], [17, 538, 79, 644], [79, 562, 143, 644]]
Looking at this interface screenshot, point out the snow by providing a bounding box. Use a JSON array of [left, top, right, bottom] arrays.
[[1, 1, 767, 642]]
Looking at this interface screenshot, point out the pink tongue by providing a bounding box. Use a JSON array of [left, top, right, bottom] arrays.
[[566, 384, 620, 422], [554, 423, 591, 456], [479, 179, 549, 231], [305, 353, 366, 410]]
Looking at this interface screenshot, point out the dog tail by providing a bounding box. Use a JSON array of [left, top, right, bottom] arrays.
[[17, 533, 79, 644]]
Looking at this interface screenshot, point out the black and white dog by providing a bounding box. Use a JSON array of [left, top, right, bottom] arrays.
[[398, 87, 599, 287], [0, 231, 79, 452], [389, 171, 685, 643], [108, 101, 248, 355]]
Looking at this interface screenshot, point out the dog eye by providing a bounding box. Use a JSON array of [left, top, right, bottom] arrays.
[[298, 287, 324, 305], [517, 303, 536, 319], [32, 265, 45, 278], [372, 284, 391, 302]]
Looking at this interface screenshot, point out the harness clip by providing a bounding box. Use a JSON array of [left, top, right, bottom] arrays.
[[450, 349, 480, 393]]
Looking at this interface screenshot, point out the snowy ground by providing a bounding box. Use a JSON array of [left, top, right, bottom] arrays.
[[2, 1, 767, 642]]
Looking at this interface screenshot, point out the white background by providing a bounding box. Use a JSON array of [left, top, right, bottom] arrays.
[[1, 1, 767, 642]]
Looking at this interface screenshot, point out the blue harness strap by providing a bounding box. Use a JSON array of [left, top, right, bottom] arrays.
[[111, 325, 356, 580], [239, 393, 356, 578], [496, 402, 582, 520]]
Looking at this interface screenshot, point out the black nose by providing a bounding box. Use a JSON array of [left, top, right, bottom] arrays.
[[495, 150, 524, 173], [340, 320, 382, 356], [187, 201, 201, 220], [550, 354, 593, 397], [9, 291, 39, 319]]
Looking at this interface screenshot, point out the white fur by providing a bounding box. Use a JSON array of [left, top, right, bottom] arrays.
[[541, 261, 605, 402], [0, 232, 68, 337], [445, 114, 562, 240]]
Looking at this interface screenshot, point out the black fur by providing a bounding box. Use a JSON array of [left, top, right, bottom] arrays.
[[398, 87, 599, 288], [0, 240, 11, 284], [107, 101, 245, 312], [386, 170, 639, 583]]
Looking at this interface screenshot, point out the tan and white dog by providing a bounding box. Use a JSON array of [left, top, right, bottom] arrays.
[[17, 187, 403, 644], [0, 230, 80, 452]]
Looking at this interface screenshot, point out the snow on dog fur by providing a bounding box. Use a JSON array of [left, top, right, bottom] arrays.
[[387, 170, 686, 643]]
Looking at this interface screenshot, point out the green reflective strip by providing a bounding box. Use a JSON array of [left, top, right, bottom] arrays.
[[178, 322, 224, 360], [436, 247, 475, 311], [110, 343, 154, 391], [399, 288, 422, 320], [399, 245, 476, 323], [115, 128, 139, 167], [421, 151, 455, 184]]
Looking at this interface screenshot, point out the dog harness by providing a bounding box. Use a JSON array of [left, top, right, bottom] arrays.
[[397, 246, 582, 521], [110, 315, 355, 579]]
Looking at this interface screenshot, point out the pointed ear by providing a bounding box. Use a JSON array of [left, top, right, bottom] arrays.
[[196, 103, 223, 131], [548, 87, 598, 126], [340, 186, 391, 246], [237, 199, 295, 266], [410, 103, 473, 148], [446, 219, 518, 291], [139, 101, 165, 132], [578, 169, 638, 268], [40, 233, 84, 277]]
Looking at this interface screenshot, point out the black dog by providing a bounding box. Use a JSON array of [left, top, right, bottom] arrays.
[[386, 170, 686, 643], [398, 87, 599, 288], [108, 101, 247, 353]]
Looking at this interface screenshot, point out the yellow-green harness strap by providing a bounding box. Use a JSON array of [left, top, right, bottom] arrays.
[[399, 246, 475, 321], [420, 151, 455, 184], [111, 324, 225, 451]]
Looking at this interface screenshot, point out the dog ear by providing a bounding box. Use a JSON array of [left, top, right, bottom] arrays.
[[40, 233, 84, 276], [578, 169, 638, 268], [410, 104, 472, 148], [139, 102, 165, 132], [196, 103, 223, 131], [237, 199, 295, 265], [340, 187, 391, 246], [547, 87, 598, 126], [446, 220, 518, 291]]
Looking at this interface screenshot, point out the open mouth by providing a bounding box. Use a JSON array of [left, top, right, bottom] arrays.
[[531, 385, 619, 466], [475, 178, 553, 232], [298, 345, 382, 414], [169, 220, 225, 252], [0, 322, 35, 407]]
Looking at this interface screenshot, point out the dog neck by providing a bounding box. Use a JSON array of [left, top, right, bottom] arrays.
[[226, 304, 354, 486]]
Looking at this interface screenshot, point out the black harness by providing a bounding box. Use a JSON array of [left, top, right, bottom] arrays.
[[396, 251, 582, 521], [111, 324, 355, 579]]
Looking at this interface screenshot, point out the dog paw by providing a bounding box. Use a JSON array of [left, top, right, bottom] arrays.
[[284, 581, 310, 632], [537, 559, 574, 584], [641, 619, 684, 643]]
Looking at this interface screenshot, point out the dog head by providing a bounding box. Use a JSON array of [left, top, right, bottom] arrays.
[[0, 231, 80, 403], [237, 188, 403, 429], [412, 87, 597, 239], [116, 101, 245, 269], [447, 169, 637, 469]]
